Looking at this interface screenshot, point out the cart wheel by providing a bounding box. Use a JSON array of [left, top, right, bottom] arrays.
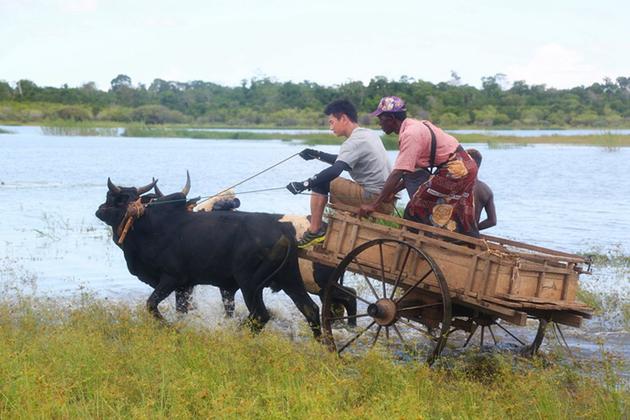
[[321, 238, 451, 365], [446, 315, 548, 355]]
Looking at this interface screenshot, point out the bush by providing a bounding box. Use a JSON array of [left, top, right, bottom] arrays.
[[97, 106, 134, 122], [131, 105, 188, 124], [53, 106, 93, 121]]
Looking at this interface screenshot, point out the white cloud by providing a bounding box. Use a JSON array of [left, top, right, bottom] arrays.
[[507, 44, 605, 88]]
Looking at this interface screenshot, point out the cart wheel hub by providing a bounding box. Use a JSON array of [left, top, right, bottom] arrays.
[[367, 299, 398, 326]]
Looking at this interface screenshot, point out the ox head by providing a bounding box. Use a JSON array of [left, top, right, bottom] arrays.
[[95, 178, 158, 228], [152, 170, 191, 199]]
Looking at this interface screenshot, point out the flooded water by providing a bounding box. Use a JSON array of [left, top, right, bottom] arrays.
[[186, 127, 630, 137], [1, 126, 628, 370]]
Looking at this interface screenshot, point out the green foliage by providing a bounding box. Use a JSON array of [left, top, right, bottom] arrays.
[[53, 105, 93, 121], [0, 298, 627, 418], [1, 75, 630, 127], [96, 106, 135, 122], [131, 105, 188, 124]]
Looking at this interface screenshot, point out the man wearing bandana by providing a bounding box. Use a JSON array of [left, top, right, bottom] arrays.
[[359, 96, 479, 237]]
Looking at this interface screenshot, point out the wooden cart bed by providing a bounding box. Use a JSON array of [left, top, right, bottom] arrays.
[[301, 204, 592, 328]]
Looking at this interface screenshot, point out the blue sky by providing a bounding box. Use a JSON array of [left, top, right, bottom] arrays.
[[1, 0, 628, 90]]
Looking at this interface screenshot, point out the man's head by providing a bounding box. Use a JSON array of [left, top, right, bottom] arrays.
[[324, 99, 358, 137], [371, 96, 407, 135], [466, 148, 482, 167]]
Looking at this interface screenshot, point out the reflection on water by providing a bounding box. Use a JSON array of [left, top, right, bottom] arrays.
[[1, 126, 628, 366]]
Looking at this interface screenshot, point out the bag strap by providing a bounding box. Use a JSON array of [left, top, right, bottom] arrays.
[[422, 122, 438, 174]]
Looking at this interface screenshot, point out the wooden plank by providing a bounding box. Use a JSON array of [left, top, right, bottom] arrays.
[[495, 293, 593, 315], [452, 295, 528, 326], [536, 261, 547, 298], [330, 203, 487, 247], [347, 223, 359, 252], [464, 255, 478, 292], [527, 310, 585, 328], [334, 219, 348, 256], [507, 250, 576, 266], [331, 213, 513, 278], [519, 263, 573, 275], [481, 234, 585, 262], [508, 259, 519, 295], [482, 259, 494, 296], [561, 263, 573, 301]]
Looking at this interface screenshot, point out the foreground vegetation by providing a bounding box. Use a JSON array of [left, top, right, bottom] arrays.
[[0, 298, 626, 418], [1, 73, 629, 127]]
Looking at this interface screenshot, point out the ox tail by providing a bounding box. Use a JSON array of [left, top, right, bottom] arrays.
[[255, 234, 294, 295]]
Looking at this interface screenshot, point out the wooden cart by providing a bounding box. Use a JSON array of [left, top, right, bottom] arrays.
[[300, 204, 593, 364]]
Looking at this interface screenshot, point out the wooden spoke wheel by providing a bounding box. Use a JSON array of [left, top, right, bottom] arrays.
[[321, 239, 451, 365], [446, 315, 548, 356]]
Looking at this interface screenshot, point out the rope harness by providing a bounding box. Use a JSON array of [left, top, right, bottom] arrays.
[[117, 198, 145, 245], [116, 151, 402, 242]]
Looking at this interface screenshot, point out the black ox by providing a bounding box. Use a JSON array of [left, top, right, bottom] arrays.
[[95, 176, 321, 337]]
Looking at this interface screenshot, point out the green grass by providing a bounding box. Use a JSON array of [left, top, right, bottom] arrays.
[[121, 127, 630, 149], [5, 119, 630, 148], [41, 125, 119, 137], [0, 297, 626, 418], [454, 132, 630, 148]]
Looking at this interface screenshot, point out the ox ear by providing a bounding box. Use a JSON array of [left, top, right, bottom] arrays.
[[181, 170, 191, 196], [137, 178, 158, 195], [152, 177, 164, 197], [107, 178, 121, 194]]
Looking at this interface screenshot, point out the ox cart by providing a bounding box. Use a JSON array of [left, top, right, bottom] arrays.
[[299, 204, 593, 364]]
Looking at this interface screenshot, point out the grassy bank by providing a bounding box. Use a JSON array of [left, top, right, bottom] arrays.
[[123, 127, 630, 149], [0, 298, 626, 418], [4, 122, 630, 148]]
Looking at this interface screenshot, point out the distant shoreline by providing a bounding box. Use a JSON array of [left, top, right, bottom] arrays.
[[2, 124, 629, 148]]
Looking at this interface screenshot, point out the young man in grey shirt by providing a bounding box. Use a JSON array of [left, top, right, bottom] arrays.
[[287, 99, 394, 247]]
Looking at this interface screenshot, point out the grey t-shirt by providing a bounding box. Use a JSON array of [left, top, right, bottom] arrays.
[[336, 127, 392, 194]]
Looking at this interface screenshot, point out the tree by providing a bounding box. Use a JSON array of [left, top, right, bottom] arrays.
[[0, 81, 12, 100], [110, 74, 132, 91], [15, 79, 39, 101], [448, 71, 462, 87]]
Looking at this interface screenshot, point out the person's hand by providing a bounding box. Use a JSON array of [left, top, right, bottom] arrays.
[[358, 203, 377, 218], [299, 148, 319, 160], [286, 180, 309, 195]]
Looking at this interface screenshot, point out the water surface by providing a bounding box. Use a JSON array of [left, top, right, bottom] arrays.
[[1, 126, 627, 366]]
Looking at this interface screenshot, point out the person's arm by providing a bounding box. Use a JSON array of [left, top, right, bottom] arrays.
[[358, 169, 407, 217], [309, 161, 349, 186], [393, 178, 406, 194], [478, 193, 497, 230], [299, 148, 337, 165], [286, 161, 350, 194]]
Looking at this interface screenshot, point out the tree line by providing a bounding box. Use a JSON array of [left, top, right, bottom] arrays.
[[0, 73, 629, 127]]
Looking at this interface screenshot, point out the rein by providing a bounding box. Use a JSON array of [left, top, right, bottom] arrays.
[[117, 198, 146, 245]]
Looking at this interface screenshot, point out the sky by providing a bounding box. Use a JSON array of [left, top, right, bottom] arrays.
[[1, 0, 628, 91]]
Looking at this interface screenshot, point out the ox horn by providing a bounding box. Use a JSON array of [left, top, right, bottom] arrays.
[[152, 177, 164, 197], [137, 178, 158, 195], [107, 178, 121, 194], [181, 170, 191, 196]]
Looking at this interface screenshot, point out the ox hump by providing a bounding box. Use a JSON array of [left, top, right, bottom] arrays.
[[279, 215, 310, 240]]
